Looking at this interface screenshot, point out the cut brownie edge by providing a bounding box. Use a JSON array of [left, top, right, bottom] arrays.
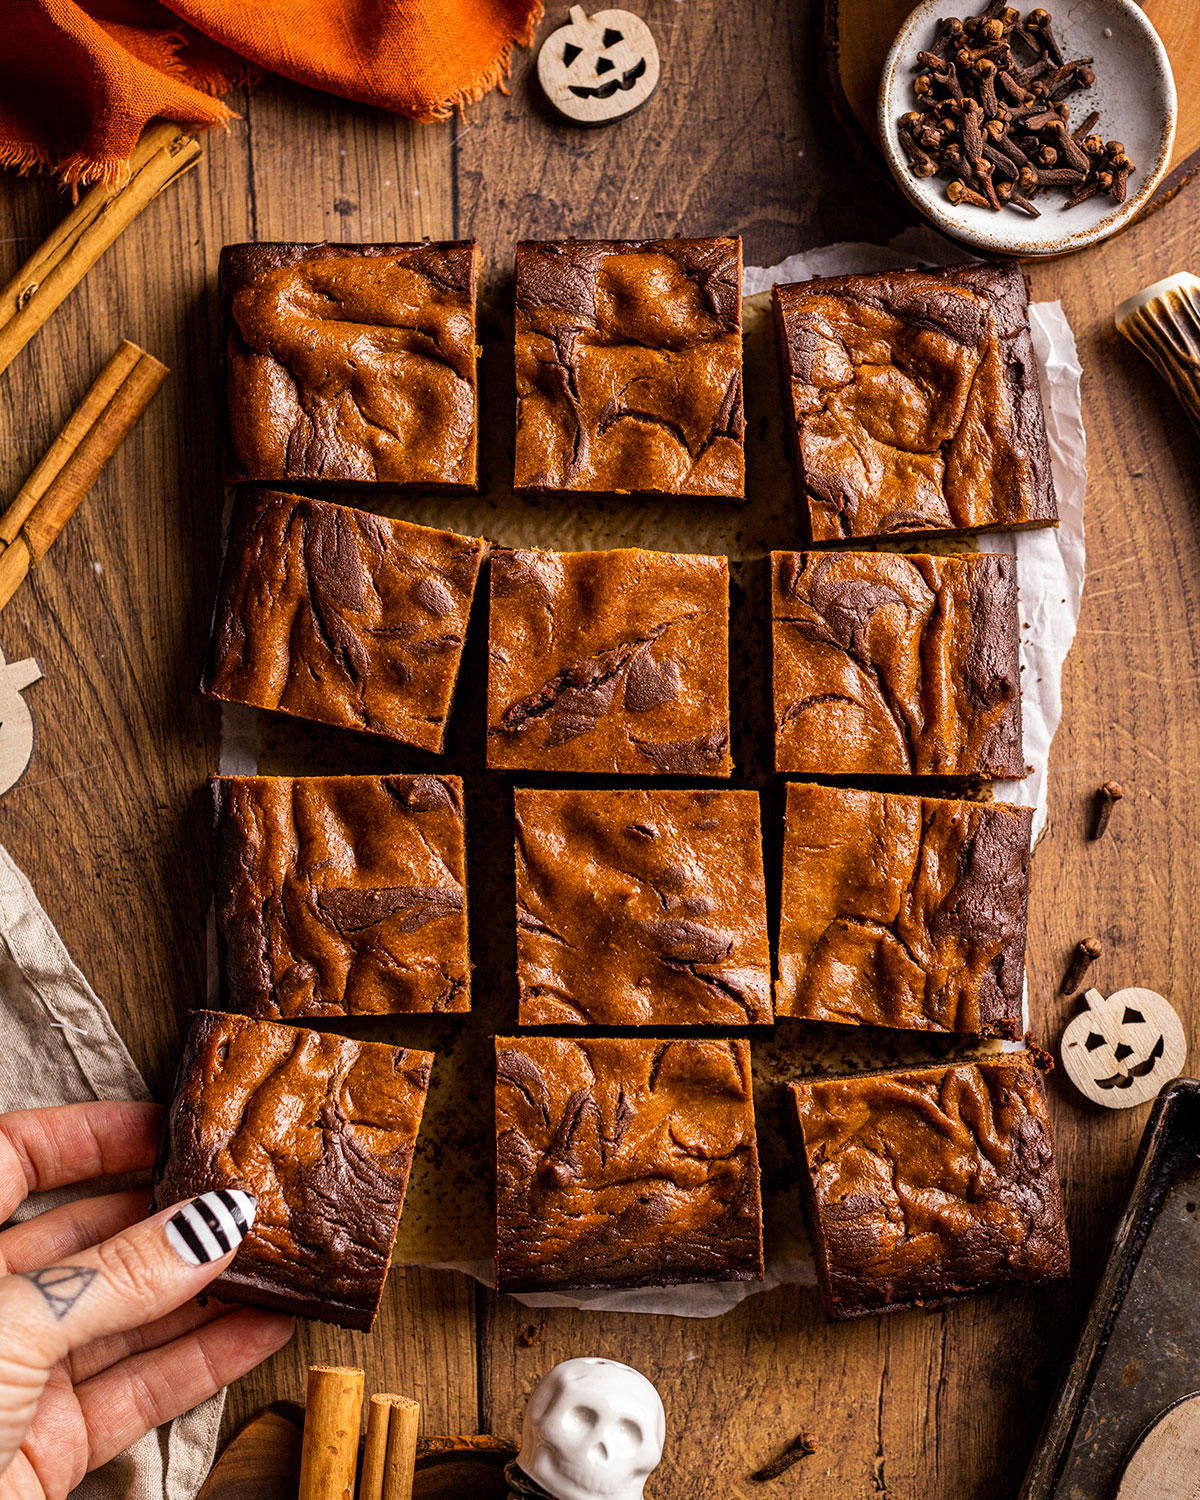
[[152, 1010, 433, 1331], [212, 773, 471, 1019], [789, 1051, 1069, 1321], [773, 261, 1057, 543], [201, 489, 487, 753], [514, 787, 771, 1027], [221, 241, 481, 489], [495, 1035, 764, 1293], [514, 238, 744, 499], [775, 782, 1030, 1037], [771, 550, 1025, 779], [487, 547, 732, 777]]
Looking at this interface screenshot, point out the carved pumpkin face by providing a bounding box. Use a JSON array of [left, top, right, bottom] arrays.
[[1061, 986, 1187, 1109], [538, 7, 661, 124]]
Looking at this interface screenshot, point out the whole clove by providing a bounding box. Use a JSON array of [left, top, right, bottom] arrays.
[[1061, 937, 1102, 995], [898, 2, 1135, 217], [948, 178, 992, 208], [1035, 166, 1088, 187], [1091, 780, 1123, 839], [1071, 110, 1100, 142], [1065, 168, 1111, 207], [752, 1433, 819, 1484]]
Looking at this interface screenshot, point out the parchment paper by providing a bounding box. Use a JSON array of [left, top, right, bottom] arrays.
[[217, 229, 1087, 1317]]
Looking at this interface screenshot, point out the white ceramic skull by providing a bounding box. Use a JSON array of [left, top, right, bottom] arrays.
[[517, 1357, 665, 1500]]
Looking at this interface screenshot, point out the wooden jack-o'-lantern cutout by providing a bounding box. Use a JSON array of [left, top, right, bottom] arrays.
[[538, 7, 661, 125], [0, 644, 41, 796], [1061, 986, 1187, 1109]]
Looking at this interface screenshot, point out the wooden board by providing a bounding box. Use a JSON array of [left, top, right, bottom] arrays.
[[197, 1405, 512, 1500], [196, 1403, 304, 1500], [1116, 1395, 1200, 1499], [1, 1, 1200, 1494], [823, 0, 1200, 216]]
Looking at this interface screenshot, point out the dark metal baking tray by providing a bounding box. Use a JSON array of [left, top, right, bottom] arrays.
[[1021, 1077, 1200, 1499]]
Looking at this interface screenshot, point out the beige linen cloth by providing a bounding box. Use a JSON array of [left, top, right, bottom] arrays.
[[0, 845, 223, 1500]]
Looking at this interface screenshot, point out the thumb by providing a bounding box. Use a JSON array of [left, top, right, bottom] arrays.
[[0, 1190, 256, 1370]]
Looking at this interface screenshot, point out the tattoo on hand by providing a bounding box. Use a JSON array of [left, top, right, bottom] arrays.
[[17, 1266, 98, 1319]]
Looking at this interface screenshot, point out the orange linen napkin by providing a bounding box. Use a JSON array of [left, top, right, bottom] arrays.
[[2, 0, 543, 191]]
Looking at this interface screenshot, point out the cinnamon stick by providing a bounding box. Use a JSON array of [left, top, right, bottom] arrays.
[[0, 340, 167, 612], [360, 1394, 420, 1500], [298, 1365, 364, 1500], [0, 123, 200, 378]]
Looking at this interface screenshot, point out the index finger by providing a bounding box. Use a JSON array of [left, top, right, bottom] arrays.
[[0, 1102, 163, 1222]]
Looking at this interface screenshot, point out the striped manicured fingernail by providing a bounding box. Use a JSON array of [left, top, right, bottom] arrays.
[[165, 1189, 256, 1266]]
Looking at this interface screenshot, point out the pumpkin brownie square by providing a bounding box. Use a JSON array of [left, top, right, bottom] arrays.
[[487, 546, 732, 775], [771, 549, 1024, 778], [495, 1036, 764, 1292], [221, 240, 480, 487], [152, 1010, 433, 1330], [214, 773, 469, 1019], [514, 237, 744, 497], [773, 262, 1057, 542], [201, 488, 487, 751], [515, 788, 770, 1026], [789, 1052, 1069, 1320], [777, 783, 1031, 1037]]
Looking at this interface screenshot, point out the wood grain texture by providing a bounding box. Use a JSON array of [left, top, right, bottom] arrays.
[[196, 1403, 304, 1500], [0, 1, 1198, 1494]]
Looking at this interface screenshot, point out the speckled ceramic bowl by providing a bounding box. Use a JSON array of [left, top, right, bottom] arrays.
[[878, 0, 1176, 257]]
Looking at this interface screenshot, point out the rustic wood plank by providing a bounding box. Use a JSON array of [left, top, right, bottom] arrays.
[[452, 0, 908, 265], [0, 153, 225, 1097], [1, 0, 1199, 1492], [229, 1269, 478, 1439]]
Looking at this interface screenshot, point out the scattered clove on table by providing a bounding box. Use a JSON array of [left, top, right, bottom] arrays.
[[897, 0, 1136, 217], [1092, 780, 1124, 839], [752, 1432, 819, 1483], [1061, 937, 1102, 995]]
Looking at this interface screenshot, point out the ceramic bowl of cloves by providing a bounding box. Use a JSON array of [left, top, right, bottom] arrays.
[[878, 0, 1176, 257]]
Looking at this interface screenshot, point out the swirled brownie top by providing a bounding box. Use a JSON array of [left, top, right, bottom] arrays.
[[152, 1010, 433, 1330], [777, 783, 1031, 1037], [773, 262, 1056, 542], [495, 1036, 763, 1292], [201, 489, 486, 751], [214, 774, 469, 1020], [221, 241, 479, 487], [789, 1052, 1069, 1320], [771, 550, 1024, 778], [514, 238, 744, 497], [515, 788, 770, 1026], [487, 546, 732, 775]]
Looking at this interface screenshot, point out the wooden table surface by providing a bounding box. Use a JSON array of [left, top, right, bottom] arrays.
[[0, 3, 1198, 1496]]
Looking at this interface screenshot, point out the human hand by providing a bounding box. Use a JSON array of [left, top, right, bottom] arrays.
[[0, 1100, 294, 1500]]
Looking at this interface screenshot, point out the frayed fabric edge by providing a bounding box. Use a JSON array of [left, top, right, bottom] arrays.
[[0, 104, 237, 196], [418, 1, 546, 122]]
